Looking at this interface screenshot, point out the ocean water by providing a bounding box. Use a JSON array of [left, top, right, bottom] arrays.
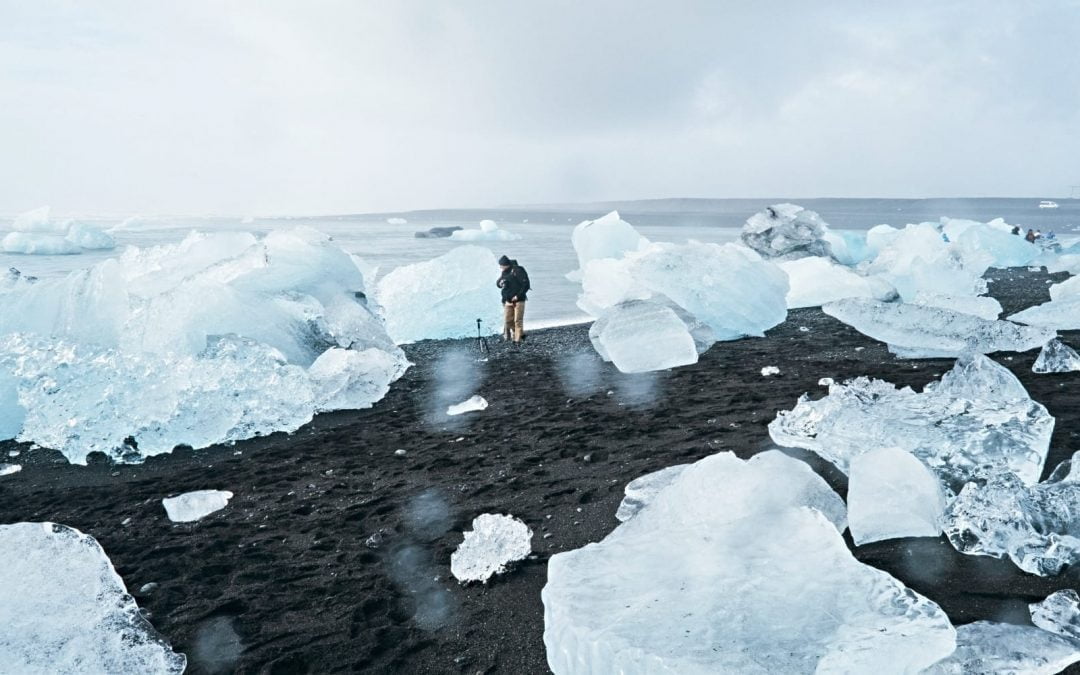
[[2, 198, 1078, 326]]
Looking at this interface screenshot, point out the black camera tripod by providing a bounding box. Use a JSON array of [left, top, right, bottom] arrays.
[[475, 318, 489, 354]]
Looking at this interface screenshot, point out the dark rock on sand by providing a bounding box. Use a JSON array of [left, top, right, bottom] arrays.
[[3, 268, 1080, 673]]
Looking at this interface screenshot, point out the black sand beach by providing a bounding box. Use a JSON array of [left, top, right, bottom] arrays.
[[4, 268, 1080, 674]]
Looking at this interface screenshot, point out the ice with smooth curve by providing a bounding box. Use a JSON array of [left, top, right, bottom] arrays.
[[308, 347, 409, 412], [579, 241, 788, 341], [0, 462, 20, 476], [0, 522, 186, 673], [447, 395, 489, 416], [65, 222, 116, 250], [162, 490, 234, 523], [779, 256, 896, 308], [1031, 590, 1080, 640], [770, 354, 1054, 488], [450, 514, 532, 583], [588, 300, 699, 373], [1010, 294, 1080, 331], [923, 621, 1080, 675], [614, 463, 689, 522], [449, 219, 521, 242], [2, 207, 115, 254], [847, 447, 947, 545], [567, 211, 649, 280], [943, 454, 1080, 576], [823, 298, 1055, 358], [543, 451, 955, 674], [912, 291, 1003, 320], [0, 228, 408, 463], [377, 245, 504, 344], [1033, 339, 1080, 373], [740, 203, 833, 260], [1, 232, 81, 255]]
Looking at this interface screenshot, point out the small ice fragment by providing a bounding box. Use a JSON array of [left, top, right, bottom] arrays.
[[818, 377, 834, 386], [1033, 339, 1080, 373], [450, 513, 532, 583], [447, 395, 488, 416], [7, 450, 18, 457], [394, 449, 407, 456], [0, 463, 21, 476], [799, 326, 810, 332], [923, 621, 1080, 675], [847, 448, 946, 545], [1031, 589, 1080, 639], [386, 217, 407, 225], [761, 366, 781, 377], [162, 490, 233, 523]]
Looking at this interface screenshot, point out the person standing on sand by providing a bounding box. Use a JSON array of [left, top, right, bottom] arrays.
[[497, 255, 530, 343]]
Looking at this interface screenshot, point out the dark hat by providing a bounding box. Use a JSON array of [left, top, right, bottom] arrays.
[[498, 255, 512, 266]]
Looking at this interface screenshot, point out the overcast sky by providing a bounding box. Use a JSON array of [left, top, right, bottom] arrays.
[[1, 1, 1078, 216]]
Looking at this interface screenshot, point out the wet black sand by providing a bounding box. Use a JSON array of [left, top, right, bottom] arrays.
[[3, 268, 1080, 673]]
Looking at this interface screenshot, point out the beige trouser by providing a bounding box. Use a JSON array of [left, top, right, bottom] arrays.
[[503, 301, 526, 342]]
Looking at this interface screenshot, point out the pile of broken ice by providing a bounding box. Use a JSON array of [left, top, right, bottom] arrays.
[[2, 206, 115, 255], [0, 227, 409, 463]]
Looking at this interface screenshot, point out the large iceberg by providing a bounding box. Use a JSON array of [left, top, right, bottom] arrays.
[[449, 219, 521, 242], [543, 451, 955, 674], [924, 621, 1080, 675], [740, 203, 833, 260], [847, 447, 947, 545], [588, 300, 700, 373], [579, 241, 788, 341], [770, 354, 1055, 488], [376, 245, 504, 343], [943, 455, 1080, 576], [0, 522, 186, 673], [568, 211, 648, 280], [779, 256, 895, 308], [2, 206, 115, 254], [450, 513, 532, 583], [0, 228, 408, 463], [823, 298, 1055, 358]]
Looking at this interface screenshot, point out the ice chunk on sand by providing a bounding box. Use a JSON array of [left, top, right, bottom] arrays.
[[847, 447, 947, 545], [308, 347, 409, 412], [823, 298, 1055, 358], [579, 241, 788, 341], [923, 621, 1080, 675], [761, 366, 780, 376], [568, 211, 649, 279], [945, 218, 1040, 268], [0, 522, 186, 673], [449, 219, 521, 242], [0, 229, 407, 463], [866, 222, 990, 301], [543, 451, 954, 675], [615, 464, 690, 522], [0, 463, 20, 476], [1049, 275, 1080, 302], [450, 513, 532, 583], [1010, 294, 1080, 331], [1033, 339, 1080, 373], [1031, 590, 1080, 639], [741, 203, 833, 260], [912, 291, 1003, 320], [162, 490, 233, 523], [1, 231, 81, 255], [446, 395, 488, 416], [779, 256, 896, 308], [943, 455, 1080, 575], [770, 354, 1054, 488], [588, 300, 699, 373], [377, 245, 503, 343]]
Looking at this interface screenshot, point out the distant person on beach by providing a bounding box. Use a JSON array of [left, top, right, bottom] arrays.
[[497, 255, 530, 343], [1026, 229, 1037, 243]]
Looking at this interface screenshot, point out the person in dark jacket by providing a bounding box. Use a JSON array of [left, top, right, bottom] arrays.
[[496, 254, 530, 343], [1026, 229, 1037, 243]]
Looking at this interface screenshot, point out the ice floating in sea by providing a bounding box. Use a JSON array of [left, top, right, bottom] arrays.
[[760, 366, 780, 376], [377, 245, 504, 344], [2, 206, 115, 254], [450, 514, 532, 583], [847, 447, 946, 545], [779, 256, 895, 308], [0, 522, 186, 673], [1033, 339, 1080, 373], [741, 203, 833, 260], [0, 228, 408, 463], [449, 219, 521, 242], [823, 298, 1055, 358], [386, 217, 407, 225], [770, 354, 1054, 488], [943, 454, 1080, 575], [614, 463, 689, 522], [1, 232, 81, 255], [923, 620, 1080, 675], [1031, 590, 1080, 640], [567, 211, 649, 280], [543, 451, 955, 674], [0, 462, 20, 476], [162, 490, 234, 523], [911, 291, 1003, 320], [589, 300, 699, 373], [446, 395, 488, 416]]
